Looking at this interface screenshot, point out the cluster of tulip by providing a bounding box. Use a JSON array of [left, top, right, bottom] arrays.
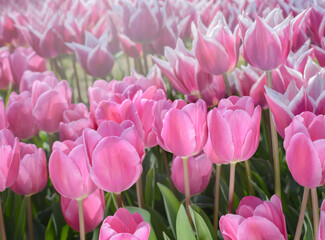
[[1, 0, 325, 239]]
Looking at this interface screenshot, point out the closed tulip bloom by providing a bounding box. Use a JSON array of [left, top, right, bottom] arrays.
[[238, 9, 291, 71], [207, 96, 261, 163], [59, 103, 94, 141], [118, 34, 142, 58], [193, 11, 240, 75], [0, 47, 13, 90], [67, 31, 114, 78], [153, 99, 207, 157], [49, 140, 97, 199], [318, 199, 325, 240], [219, 195, 287, 240], [10, 143, 47, 196], [83, 120, 144, 193], [99, 208, 151, 240], [61, 189, 105, 233], [284, 112, 325, 188], [0, 129, 20, 191], [32, 79, 72, 133], [171, 153, 212, 196], [6, 91, 39, 139], [9, 47, 46, 86], [19, 70, 58, 93], [0, 98, 7, 130]]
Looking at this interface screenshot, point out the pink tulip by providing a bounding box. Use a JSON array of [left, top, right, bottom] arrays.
[[219, 195, 287, 240], [0, 129, 20, 192], [49, 140, 97, 199], [0, 47, 13, 90], [118, 34, 142, 58], [67, 31, 114, 78], [10, 143, 47, 196], [265, 73, 325, 138], [83, 120, 144, 193], [61, 189, 105, 233], [153, 99, 207, 157], [9, 47, 46, 86], [238, 9, 291, 71], [59, 103, 94, 141], [318, 199, 325, 240], [20, 70, 58, 93], [6, 91, 39, 139], [32, 79, 72, 133], [307, 6, 325, 46], [283, 112, 325, 188], [0, 13, 18, 45], [0, 98, 7, 130], [122, 0, 162, 43], [193, 11, 240, 75], [205, 96, 261, 164], [171, 153, 212, 196], [99, 208, 151, 240]]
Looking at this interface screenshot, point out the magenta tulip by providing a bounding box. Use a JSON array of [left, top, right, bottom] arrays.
[[49, 140, 97, 199], [9, 47, 46, 86], [10, 143, 47, 196], [32, 79, 72, 133], [0, 129, 20, 191], [6, 91, 39, 139], [83, 120, 144, 193], [238, 9, 291, 71], [171, 153, 212, 196], [284, 112, 325, 188], [0, 47, 13, 90], [220, 195, 287, 240], [318, 199, 325, 240], [59, 103, 94, 141], [61, 189, 105, 233], [206, 96, 261, 164], [99, 208, 151, 240], [153, 99, 207, 157], [193, 11, 240, 75]]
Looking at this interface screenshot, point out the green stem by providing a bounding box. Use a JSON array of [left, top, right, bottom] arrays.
[[72, 55, 82, 103], [126, 55, 131, 75], [311, 188, 319, 239], [0, 195, 6, 240], [78, 199, 85, 240], [244, 160, 255, 195], [222, 73, 232, 97], [26, 196, 34, 240], [182, 157, 191, 219], [214, 164, 221, 237], [136, 178, 145, 209], [115, 193, 123, 209], [266, 71, 281, 198], [294, 187, 309, 240], [228, 162, 236, 213], [142, 43, 148, 74]]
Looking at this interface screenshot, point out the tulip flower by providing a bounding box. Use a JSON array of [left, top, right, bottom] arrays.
[[6, 91, 39, 139], [10, 143, 47, 196], [154, 99, 207, 157], [9, 47, 46, 86], [59, 103, 94, 141], [171, 153, 212, 196], [0, 129, 20, 192], [0, 98, 7, 130], [192, 11, 240, 76], [61, 189, 105, 233], [32, 79, 72, 133], [19, 70, 58, 93], [49, 140, 97, 200], [118, 34, 142, 58], [0, 47, 13, 90], [219, 195, 287, 240], [66, 31, 114, 78], [238, 9, 291, 71], [83, 120, 144, 194], [99, 208, 151, 240]]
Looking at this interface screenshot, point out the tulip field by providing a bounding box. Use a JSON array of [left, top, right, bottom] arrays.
[[1, 0, 325, 239]]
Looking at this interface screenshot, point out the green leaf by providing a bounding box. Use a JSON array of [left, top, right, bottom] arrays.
[[191, 205, 216, 240], [157, 183, 181, 237], [176, 205, 196, 240], [125, 206, 157, 240], [303, 213, 313, 240], [145, 168, 154, 207], [147, 207, 173, 240], [60, 224, 69, 240], [163, 232, 171, 240], [13, 196, 27, 240], [45, 215, 56, 240]]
